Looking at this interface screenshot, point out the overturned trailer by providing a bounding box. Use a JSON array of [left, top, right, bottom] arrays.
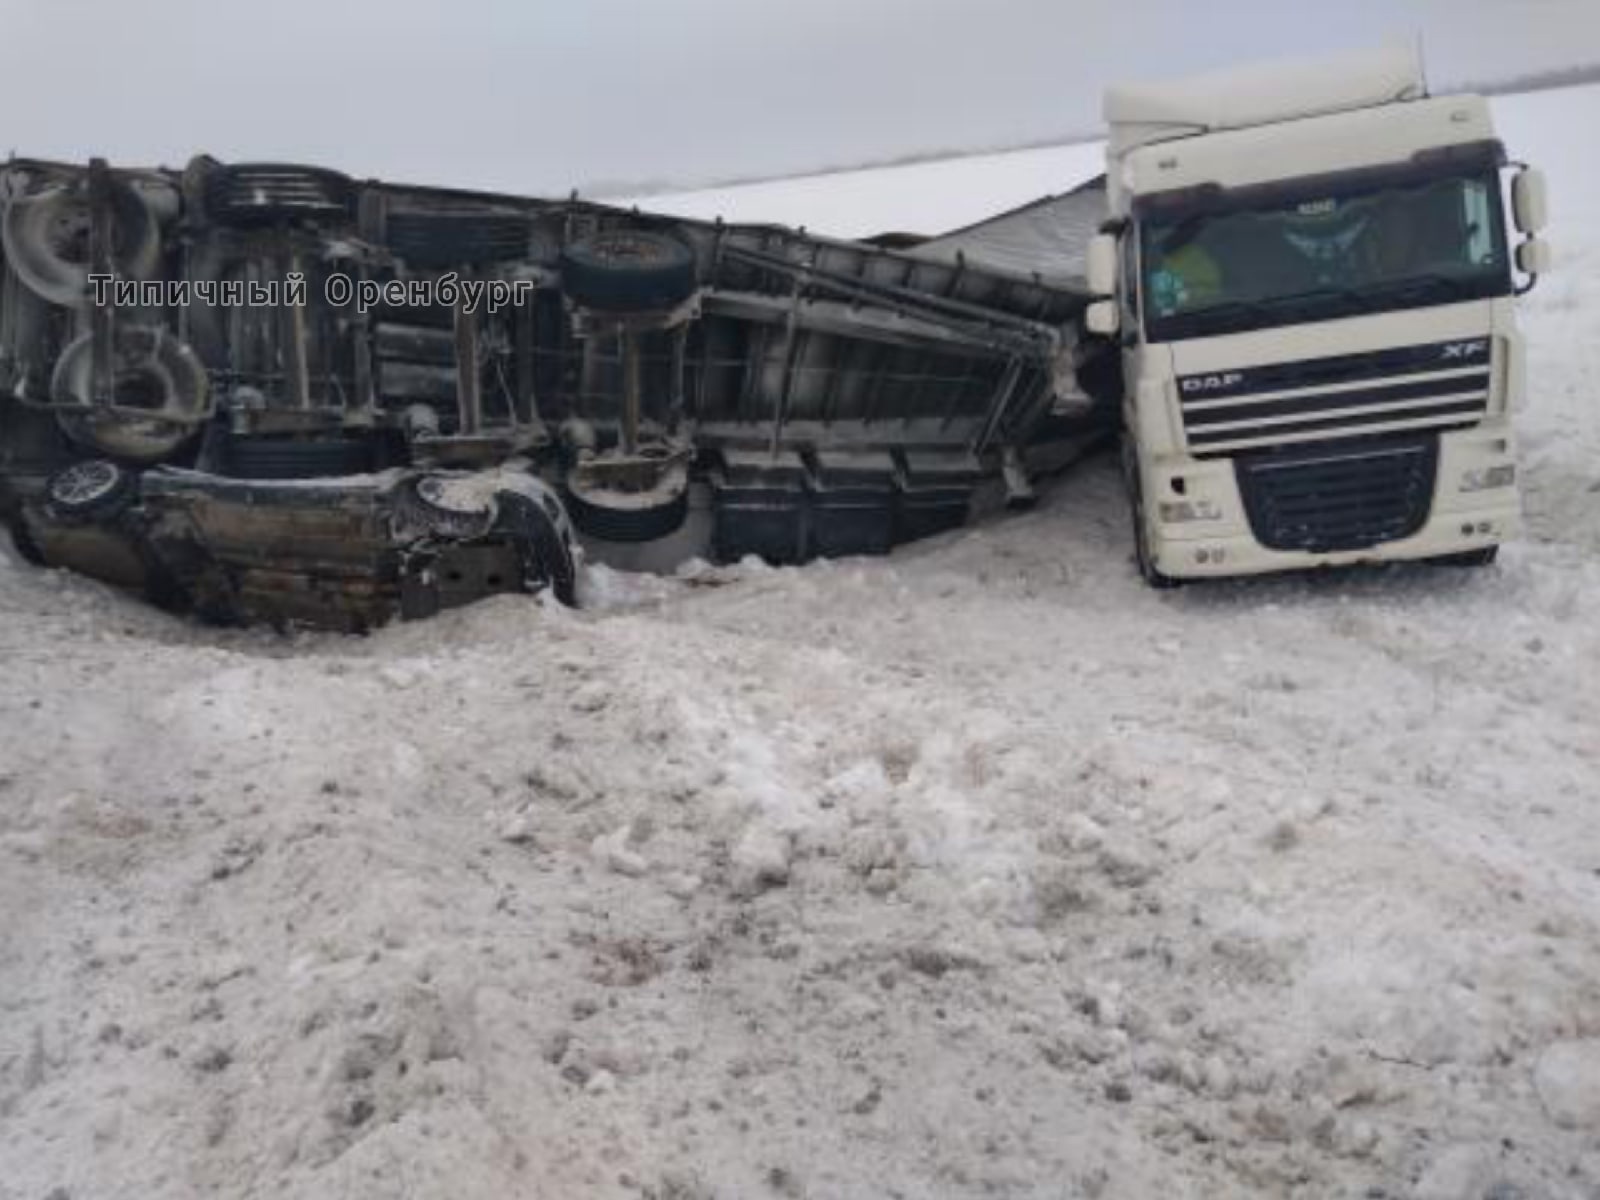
[[0, 156, 1110, 628]]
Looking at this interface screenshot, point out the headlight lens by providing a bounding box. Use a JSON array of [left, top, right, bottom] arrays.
[[1459, 464, 1516, 492], [1157, 499, 1223, 523]]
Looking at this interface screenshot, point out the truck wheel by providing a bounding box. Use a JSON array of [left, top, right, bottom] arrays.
[[52, 326, 210, 464], [1428, 546, 1499, 568], [204, 163, 354, 227], [44, 459, 136, 522], [1123, 442, 1179, 590], [560, 230, 696, 313], [386, 209, 531, 267], [564, 443, 691, 543], [2, 177, 163, 307], [564, 483, 688, 543], [1133, 496, 1181, 589]]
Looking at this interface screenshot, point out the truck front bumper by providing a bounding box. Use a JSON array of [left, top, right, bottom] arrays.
[[1143, 424, 1521, 579]]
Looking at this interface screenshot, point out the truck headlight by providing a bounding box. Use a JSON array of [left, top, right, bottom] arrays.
[[1158, 499, 1223, 523], [1459, 464, 1516, 493]]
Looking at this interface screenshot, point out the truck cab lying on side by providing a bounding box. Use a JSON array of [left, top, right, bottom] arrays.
[[1083, 43, 1551, 586]]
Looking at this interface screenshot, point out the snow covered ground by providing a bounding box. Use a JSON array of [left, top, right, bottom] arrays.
[[2, 86, 1599, 1200]]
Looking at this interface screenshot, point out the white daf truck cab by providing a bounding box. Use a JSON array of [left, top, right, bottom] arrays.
[[1083, 44, 1550, 586]]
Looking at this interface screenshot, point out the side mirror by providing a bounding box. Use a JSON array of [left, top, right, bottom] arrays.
[[1085, 299, 1120, 336], [1512, 167, 1548, 234], [1515, 236, 1551, 276], [1086, 234, 1118, 297]]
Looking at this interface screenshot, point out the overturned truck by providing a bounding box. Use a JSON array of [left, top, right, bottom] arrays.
[[0, 156, 1110, 629]]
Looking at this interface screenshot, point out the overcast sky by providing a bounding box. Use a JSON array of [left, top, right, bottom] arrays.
[[1, 0, 1596, 197]]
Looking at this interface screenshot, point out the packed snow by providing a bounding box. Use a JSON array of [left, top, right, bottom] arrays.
[[2, 86, 1599, 1200]]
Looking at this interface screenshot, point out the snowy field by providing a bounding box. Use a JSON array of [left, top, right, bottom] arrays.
[[2, 86, 1598, 1200]]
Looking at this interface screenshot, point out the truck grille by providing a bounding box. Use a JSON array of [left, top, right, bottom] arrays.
[[1234, 435, 1438, 553], [1179, 339, 1491, 456]]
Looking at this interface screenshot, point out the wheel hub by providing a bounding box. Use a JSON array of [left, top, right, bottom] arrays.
[[51, 460, 120, 507]]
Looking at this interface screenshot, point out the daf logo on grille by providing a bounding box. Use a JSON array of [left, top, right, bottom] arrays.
[[1440, 340, 1489, 360], [1180, 372, 1244, 394]]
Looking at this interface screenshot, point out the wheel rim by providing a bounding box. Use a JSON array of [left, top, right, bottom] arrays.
[[3, 181, 160, 307], [52, 327, 209, 464], [46, 204, 93, 266], [52, 460, 120, 507]]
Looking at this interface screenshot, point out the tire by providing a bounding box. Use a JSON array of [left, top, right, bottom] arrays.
[[9, 519, 48, 565], [224, 436, 372, 480], [1133, 494, 1180, 589], [494, 491, 577, 606], [564, 479, 688, 543], [44, 459, 136, 522], [1429, 546, 1499, 568], [204, 163, 354, 227], [2, 177, 162, 307], [52, 325, 210, 464], [392, 473, 497, 540], [386, 209, 531, 267], [1123, 440, 1180, 590], [560, 230, 697, 313]]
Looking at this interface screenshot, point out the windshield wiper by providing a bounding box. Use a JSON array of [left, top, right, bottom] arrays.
[[1257, 285, 1377, 315], [1153, 298, 1278, 336], [1155, 287, 1372, 337], [1365, 272, 1482, 303]]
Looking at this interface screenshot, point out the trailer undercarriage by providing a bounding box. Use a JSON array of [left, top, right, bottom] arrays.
[[0, 156, 1110, 627]]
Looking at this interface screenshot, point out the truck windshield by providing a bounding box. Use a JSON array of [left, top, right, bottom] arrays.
[[1138, 171, 1511, 341]]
